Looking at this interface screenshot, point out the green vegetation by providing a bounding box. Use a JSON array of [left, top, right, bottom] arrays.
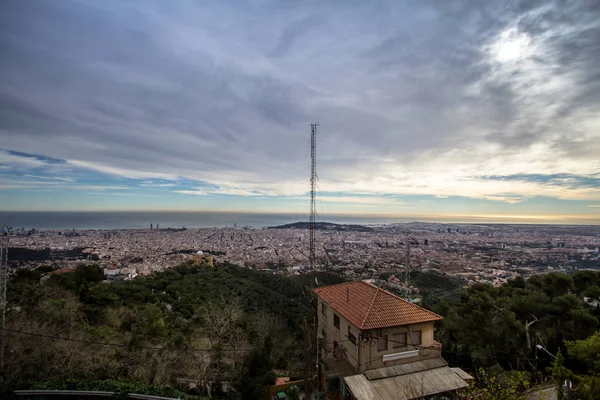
[[437, 272, 600, 369], [464, 369, 535, 400], [4, 262, 343, 398], [268, 221, 374, 232], [32, 378, 206, 399], [427, 270, 600, 398], [564, 332, 600, 399], [5, 261, 600, 399]]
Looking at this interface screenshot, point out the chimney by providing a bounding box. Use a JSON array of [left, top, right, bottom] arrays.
[[347, 287, 350, 302]]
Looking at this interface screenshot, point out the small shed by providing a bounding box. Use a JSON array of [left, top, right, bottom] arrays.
[[343, 357, 473, 400]]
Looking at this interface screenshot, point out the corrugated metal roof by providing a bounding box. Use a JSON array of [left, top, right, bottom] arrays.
[[450, 367, 475, 381], [344, 365, 470, 400], [364, 357, 448, 380], [313, 281, 442, 330]]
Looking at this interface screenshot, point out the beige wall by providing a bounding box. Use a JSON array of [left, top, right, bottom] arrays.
[[361, 322, 440, 370], [318, 296, 441, 373], [318, 299, 362, 371]]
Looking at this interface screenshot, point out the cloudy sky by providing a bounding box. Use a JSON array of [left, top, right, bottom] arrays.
[[1, 0, 599, 222]]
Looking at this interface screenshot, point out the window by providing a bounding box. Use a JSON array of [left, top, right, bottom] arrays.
[[411, 330, 422, 345], [334, 313, 340, 329], [377, 335, 388, 351], [327, 377, 340, 392], [321, 302, 328, 316], [393, 332, 407, 348], [348, 326, 356, 345], [322, 329, 327, 345], [341, 381, 357, 400]]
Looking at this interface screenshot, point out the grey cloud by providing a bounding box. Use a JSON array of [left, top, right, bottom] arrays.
[[0, 0, 599, 196], [267, 15, 322, 58], [0, 1, 313, 182], [481, 173, 600, 189]]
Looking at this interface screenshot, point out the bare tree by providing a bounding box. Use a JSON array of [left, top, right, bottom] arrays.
[[196, 297, 250, 397], [301, 317, 317, 399]]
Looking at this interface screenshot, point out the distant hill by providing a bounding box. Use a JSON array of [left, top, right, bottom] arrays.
[[269, 221, 374, 232], [8, 247, 99, 263]]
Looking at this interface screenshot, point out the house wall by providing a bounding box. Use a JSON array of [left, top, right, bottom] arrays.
[[317, 298, 362, 371], [317, 296, 441, 374], [360, 322, 441, 370]]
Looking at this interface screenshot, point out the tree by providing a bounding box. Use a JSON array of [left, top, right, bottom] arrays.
[[548, 350, 572, 400], [465, 369, 533, 400], [565, 331, 600, 375], [561, 332, 600, 400], [583, 286, 600, 300]]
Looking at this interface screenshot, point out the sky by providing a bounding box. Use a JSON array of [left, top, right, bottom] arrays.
[[0, 0, 599, 223]]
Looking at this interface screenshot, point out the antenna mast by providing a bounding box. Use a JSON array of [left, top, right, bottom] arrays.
[[0, 225, 9, 372], [309, 123, 318, 270], [405, 234, 410, 287]]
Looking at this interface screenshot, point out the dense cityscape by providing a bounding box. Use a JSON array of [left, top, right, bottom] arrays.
[[8, 222, 600, 288]]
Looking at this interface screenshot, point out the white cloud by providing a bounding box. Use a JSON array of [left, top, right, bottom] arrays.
[[174, 190, 208, 196], [71, 185, 130, 191], [175, 186, 275, 197], [139, 183, 176, 187], [68, 160, 177, 180], [487, 27, 535, 64], [24, 174, 73, 182]]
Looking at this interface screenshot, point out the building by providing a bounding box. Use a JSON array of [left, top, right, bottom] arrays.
[[193, 251, 214, 267], [104, 265, 121, 277], [314, 281, 472, 400]]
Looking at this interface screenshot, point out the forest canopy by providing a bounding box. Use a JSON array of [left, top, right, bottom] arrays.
[[3, 262, 600, 399]]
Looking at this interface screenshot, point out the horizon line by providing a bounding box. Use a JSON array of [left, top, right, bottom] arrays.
[[1, 210, 599, 226]]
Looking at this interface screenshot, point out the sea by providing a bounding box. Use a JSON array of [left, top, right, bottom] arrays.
[[0, 211, 422, 231], [1, 211, 596, 230]]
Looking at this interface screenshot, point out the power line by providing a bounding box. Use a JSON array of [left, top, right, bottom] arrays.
[[0, 327, 260, 353], [323, 334, 555, 364]]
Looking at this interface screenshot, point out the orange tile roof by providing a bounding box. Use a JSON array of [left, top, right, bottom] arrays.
[[50, 266, 77, 275], [275, 377, 290, 385], [313, 281, 442, 330]]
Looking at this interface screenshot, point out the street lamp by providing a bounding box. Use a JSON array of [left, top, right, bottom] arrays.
[[535, 344, 556, 359]]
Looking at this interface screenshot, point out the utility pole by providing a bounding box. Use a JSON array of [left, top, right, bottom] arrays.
[[309, 123, 318, 270], [0, 225, 10, 373], [405, 235, 411, 287], [316, 325, 323, 393]]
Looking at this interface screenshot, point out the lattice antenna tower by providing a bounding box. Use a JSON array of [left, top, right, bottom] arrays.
[[309, 123, 319, 270], [0, 225, 9, 371], [405, 234, 411, 287]]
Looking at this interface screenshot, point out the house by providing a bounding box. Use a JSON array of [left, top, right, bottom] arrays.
[[104, 265, 121, 276], [193, 251, 214, 267], [314, 281, 472, 400]]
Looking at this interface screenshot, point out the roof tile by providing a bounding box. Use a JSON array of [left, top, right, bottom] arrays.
[[314, 281, 442, 330]]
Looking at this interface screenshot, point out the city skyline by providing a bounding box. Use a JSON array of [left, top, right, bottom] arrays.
[[1, 1, 599, 222]]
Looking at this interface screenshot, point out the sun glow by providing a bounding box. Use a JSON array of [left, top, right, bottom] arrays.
[[489, 27, 534, 63]]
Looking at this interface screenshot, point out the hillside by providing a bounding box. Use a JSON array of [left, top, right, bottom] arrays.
[[4, 262, 344, 398], [269, 221, 374, 232], [5, 264, 600, 399]]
